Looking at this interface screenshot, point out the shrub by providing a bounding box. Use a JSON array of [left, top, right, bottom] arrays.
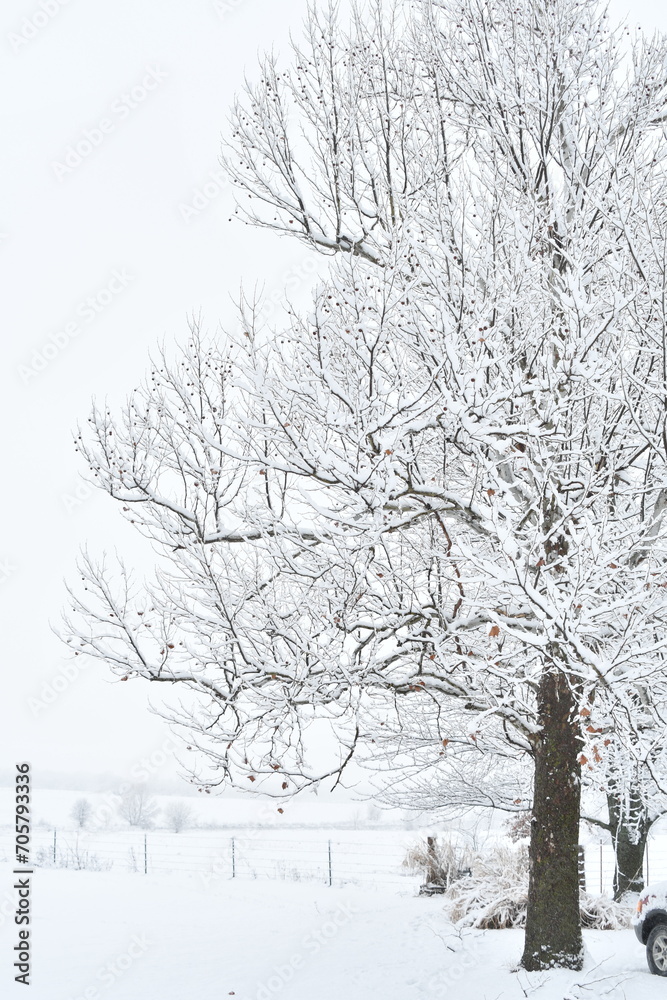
[[35, 842, 112, 872], [580, 893, 632, 930], [407, 837, 633, 929], [445, 843, 530, 928]]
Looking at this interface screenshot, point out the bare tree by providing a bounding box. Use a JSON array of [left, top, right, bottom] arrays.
[[117, 785, 159, 829], [70, 797, 92, 830], [64, 0, 667, 971], [164, 800, 194, 834]]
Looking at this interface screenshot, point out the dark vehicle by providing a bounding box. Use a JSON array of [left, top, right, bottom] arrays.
[[634, 883, 667, 975]]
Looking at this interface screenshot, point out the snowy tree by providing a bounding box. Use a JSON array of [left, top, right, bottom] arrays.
[[70, 797, 92, 830], [164, 800, 195, 833], [64, 0, 667, 971], [581, 706, 667, 900], [117, 785, 159, 829]]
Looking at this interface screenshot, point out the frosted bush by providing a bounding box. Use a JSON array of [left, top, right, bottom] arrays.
[[579, 893, 632, 930], [445, 844, 530, 928], [35, 844, 112, 872], [407, 839, 633, 929]]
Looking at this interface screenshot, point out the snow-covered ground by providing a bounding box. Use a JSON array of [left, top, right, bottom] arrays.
[[2, 786, 667, 995], [0, 863, 664, 1000]]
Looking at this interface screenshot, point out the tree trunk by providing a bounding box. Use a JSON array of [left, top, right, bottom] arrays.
[[521, 670, 583, 971], [607, 792, 649, 900]]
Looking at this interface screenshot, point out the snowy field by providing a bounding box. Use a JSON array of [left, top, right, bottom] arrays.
[[0, 864, 665, 1000], [0, 786, 426, 890], [2, 784, 667, 894], [3, 787, 667, 995]]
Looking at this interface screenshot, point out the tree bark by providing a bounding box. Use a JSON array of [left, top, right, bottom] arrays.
[[521, 669, 583, 971], [607, 792, 649, 900]]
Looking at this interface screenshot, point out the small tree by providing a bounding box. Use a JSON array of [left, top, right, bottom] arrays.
[[70, 797, 92, 830], [164, 800, 194, 833], [117, 785, 159, 829]]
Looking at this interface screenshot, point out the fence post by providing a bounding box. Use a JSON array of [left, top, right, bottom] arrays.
[[144, 834, 148, 875], [328, 840, 332, 887], [599, 841, 603, 894], [53, 829, 57, 865], [231, 837, 236, 878]]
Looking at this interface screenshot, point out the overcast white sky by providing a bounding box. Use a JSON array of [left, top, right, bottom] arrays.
[[2, 0, 667, 791]]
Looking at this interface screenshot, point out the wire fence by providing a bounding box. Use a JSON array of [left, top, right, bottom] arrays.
[[1, 829, 420, 890], [3, 829, 666, 896], [583, 840, 667, 896]]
